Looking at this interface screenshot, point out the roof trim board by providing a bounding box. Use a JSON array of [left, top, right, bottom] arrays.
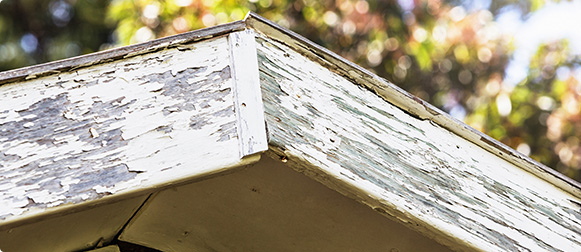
[[244, 12, 581, 198], [254, 32, 581, 251], [229, 29, 268, 157], [0, 21, 246, 86], [0, 31, 264, 226], [2, 12, 575, 196]]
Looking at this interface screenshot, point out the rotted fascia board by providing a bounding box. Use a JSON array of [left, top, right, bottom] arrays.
[[0, 27, 266, 226], [243, 12, 581, 198]]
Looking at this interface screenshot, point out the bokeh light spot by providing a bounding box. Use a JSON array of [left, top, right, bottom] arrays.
[[517, 143, 531, 156], [449, 6, 466, 22], [173, 0, 193, 7], [142, 4, 160, 19], [496, 93, 512, 116], [133, 27, 155, 43], [20, 33, 38, 53], [477, 47, 492, 62], [355, 0, 369, 14], [202, 13, 216, 27]]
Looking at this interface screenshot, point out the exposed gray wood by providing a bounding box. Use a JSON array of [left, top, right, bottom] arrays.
[[119, 154, 451, 252], [0, 195, 147, 252], [245, 12, 581, 198], [0, 36, 254, 224], [255, 34, 581, 251], [229, 29, 268, 158]]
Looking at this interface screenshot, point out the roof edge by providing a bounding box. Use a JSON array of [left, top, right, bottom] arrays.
[[0, 20, 246, 86], [0, 11, 578, 197], [243, 12, 581, 198]]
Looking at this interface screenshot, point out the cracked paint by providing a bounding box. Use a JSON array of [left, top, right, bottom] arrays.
[[0, 36, 242, 222], [256, 35, 581, 252]]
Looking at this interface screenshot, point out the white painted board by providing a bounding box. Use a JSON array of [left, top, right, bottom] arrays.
[[0, 36, 246, 224], [256, 34, 581, 252]]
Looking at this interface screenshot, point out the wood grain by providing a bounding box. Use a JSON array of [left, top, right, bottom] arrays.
[[0, 36, 246, 224], [256, 35, 581, 252]]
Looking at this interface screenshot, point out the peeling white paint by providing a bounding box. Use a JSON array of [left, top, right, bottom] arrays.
[[229, 29, 268, 158], [0, 15, 579, 252], [257, 35, 581, 251], [0, 36, 253, 223]]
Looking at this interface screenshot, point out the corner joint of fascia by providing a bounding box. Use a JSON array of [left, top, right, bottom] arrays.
[[228, 28, 268, 159], [243, 11, 255, 22]]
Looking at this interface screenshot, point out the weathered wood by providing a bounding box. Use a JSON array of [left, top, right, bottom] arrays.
[[0, 12, 580, 252], [229, 29, 268, 157], [246, 12, 581, 198], [0, 35, 260, 225], [255, 34, 581, 251], [0, 21, 246, 86]]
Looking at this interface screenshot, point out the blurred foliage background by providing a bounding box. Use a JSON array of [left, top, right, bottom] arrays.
[[1, 0, 580, 181]]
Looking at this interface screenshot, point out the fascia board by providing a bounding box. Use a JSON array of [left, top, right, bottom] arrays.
[[0, 27, 265, 227], [243, 12, 581, 198], [0, 21, 246, 86], [245, 12, 581, 251]]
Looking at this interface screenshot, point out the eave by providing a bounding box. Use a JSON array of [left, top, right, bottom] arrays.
[[0, 12, 580, 252]]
